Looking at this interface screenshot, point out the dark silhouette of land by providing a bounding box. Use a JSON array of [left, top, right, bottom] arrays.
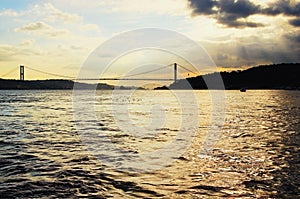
[[0, 63, 299, 90], [0, 79, 140, 90], [156, 63, 300, 90]]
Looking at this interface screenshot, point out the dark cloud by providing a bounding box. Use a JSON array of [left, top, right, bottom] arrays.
[[188, 0, 300, 28], [217, 14, 263, 28], [263, 0, 300, 27], [188, 0, 262, 28], [285, 33, 300, 43], [218, 0, 263, 27], [294, 35, 300, 43], [289, 18, 300, 27], [263, 0, 300, 16], [218, 0, 260, 18], [189, 0, 217, 15]]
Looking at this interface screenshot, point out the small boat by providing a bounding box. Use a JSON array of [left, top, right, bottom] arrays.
[[240, 88, 246, 92]]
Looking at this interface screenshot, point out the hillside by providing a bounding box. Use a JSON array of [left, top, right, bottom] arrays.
[[167, 63, 300, 90]]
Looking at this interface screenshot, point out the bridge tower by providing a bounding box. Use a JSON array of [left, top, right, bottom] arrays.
[[174, 63, 177, 83], [20, 65, 24, 81]]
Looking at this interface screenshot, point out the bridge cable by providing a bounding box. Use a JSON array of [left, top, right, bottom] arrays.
[[1, 66, 19, 78], [177, 64, 198, 76], [26, 66, 76, 79], [21, 63, 174, 80], [120, 64, 173, 78]]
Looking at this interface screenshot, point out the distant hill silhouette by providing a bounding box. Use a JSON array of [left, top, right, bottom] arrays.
[[0, 79, 139, 90], [166, 63, 300, 90]]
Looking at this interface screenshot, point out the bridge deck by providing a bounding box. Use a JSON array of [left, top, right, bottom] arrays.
[[73, 78, 174, 81]]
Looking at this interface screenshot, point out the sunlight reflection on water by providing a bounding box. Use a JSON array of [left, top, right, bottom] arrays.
[[0, 90, 299, 198]]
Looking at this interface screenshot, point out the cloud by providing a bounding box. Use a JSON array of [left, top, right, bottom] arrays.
[[0, 45, 18, 61], [263, 0, 300, 16], [188, 0, 300, 28], [80, 24, 101, 32], [289, 18, 300, 27], [285, 31, 300, 43], [15, 21, 69, 37], [20, 39, 35, 46], [0, 9, 20, 17], [217, 0, 263, 27], [188, 0, 263, 28], [0, 44, 39, 63], [32, 3, 82, 23], [44, 3, 82, 23], [90, 0, 187, 16], [218, 0, 260, 18], [217, 53, 229, 61], [262, 0, 300, 27], [217, 16, 263, 28], [189, 0, 217, 15], [200, 28, 300, 68]]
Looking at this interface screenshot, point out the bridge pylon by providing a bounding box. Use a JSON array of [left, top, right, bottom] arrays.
[[174, 63, 177, 83], [20, 65, 24, 81]]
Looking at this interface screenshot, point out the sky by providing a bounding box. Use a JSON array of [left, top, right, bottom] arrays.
[[0, 0, 300, 82]]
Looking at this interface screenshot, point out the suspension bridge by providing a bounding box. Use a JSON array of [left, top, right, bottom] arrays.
[[1, 63, 198, 84]]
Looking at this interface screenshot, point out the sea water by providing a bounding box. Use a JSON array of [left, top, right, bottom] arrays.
[[0, 90, 299, 198]]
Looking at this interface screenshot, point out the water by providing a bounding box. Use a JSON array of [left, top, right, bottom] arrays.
[[0, 90, 299, 198]]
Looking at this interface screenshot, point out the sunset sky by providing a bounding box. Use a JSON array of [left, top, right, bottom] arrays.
[[0, 0, 300, 81]]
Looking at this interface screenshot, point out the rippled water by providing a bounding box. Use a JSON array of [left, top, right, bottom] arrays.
[[0, 90, 299, 198]]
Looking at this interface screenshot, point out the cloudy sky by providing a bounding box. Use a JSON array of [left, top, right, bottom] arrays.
[[0, 0, 299, 80]]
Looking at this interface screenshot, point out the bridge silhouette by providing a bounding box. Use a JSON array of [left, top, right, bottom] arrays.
[[2, 63, 198, 83]]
